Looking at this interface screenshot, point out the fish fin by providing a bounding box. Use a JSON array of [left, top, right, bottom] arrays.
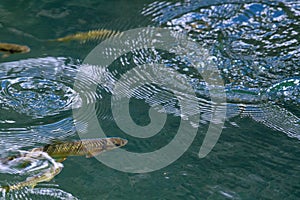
[[49, 139, 65, 145], [26, 176, 35, 181], [85, 150, 104, 158], [2, 53, 9, 58], [31, 147, 43, 152], [48, 38, 67, 42], [55, 157, 67, 162], [39, 139, 63, 149], [30, 183, 37, 189], [85, 152, 94, 158], [1, 186, 10, 193]]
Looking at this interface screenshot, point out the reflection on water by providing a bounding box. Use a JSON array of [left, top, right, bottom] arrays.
[[0, 0, 299, 199], [143, 1, 299, 87], [142, 0, 299, 138]]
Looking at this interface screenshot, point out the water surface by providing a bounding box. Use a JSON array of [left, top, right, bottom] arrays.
[[0, 0, 299, 199]]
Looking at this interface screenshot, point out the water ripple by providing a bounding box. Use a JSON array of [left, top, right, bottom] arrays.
[[0, 57, 81, 124], [0, 57, 81, 154], [143, 1, 299, 86], [0, 57, 80, 198], [142, 0, 299, 139], [0, 150, 72, 199]]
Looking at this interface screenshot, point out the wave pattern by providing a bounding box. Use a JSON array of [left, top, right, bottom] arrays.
[[141, 0, 300, 139], [0, 150, 79, 199], [0, 1, 298, 198], [0, 57, 81, 122], [0, 57, 83, 152], [0, 57, 82, 199]]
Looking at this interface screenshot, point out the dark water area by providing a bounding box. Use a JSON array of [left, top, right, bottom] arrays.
[[0, 0, 299, 199]]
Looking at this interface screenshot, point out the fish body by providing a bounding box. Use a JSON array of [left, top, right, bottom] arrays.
[[0, 42, 30, 58], [0, 151, 63, 193], [32, 137, 128, 159], [0, 138, 127, 192], [1, 164, 62, 192], [52, 29, 122, 43]]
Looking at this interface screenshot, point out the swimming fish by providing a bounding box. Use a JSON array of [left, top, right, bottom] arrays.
[[0, 164, 63, 193], [31, 137, 128, 161], [0, 151, 63, 193], [0, 138, 127, 192], [0, 42, 30, 58], [51, 29, 122, 43]]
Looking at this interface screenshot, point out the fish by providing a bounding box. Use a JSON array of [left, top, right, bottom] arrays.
[[51, 29, 122, 43], [31, 137, 128, 161], [0, 164, 62, 193], [0, 42, 30, 58], [0, 138, 127, 192], [0, 152, 63, 193]]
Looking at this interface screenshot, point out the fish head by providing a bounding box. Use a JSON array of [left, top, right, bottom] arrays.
[[107, 137, 128, 148], [20, 45, 30, 53], [85, 137, 128, 158]]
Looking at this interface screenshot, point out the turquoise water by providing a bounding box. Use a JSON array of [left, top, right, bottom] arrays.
[[0, 0, 299, 199]]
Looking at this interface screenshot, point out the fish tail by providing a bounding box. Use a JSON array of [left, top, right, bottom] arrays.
[[50, 29, 122, 43], [0, 182, 24, 193], [1, 53, 9, 58], [0, 185, 10, 193], [46, 37, 70, 43]]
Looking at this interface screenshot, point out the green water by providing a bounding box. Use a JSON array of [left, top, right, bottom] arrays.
[[0, 0, 299, 199]]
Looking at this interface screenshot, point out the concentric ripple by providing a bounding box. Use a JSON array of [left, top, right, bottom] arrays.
[[1, 77, 76, 119], [0, 57, 86, 154], [0, 57, 81, 161], [0, 57, 83, 199], [142, 0, 299, 139], [143, 1, 300, 87], [0, 57, 82, 123]]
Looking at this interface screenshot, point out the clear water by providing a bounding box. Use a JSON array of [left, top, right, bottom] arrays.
[[0, 0, 299, 199]]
